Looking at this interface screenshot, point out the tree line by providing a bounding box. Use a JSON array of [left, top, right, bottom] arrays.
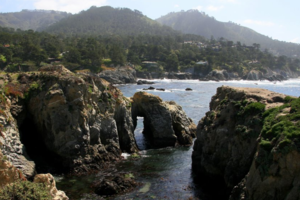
[[0, 26, 299, 76]]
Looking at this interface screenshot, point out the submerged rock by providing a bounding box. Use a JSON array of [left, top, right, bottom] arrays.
[[192, 86, 300, 200], [93, 174, 138, 196], [131, 91, 196, 147]]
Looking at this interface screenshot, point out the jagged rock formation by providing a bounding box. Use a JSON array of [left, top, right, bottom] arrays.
[[131, 91, 196, 147], [0, 65, 195, 180], [98, 66, 136, 84], [192, 86, 300, 200], [0, 66, 138, 175], [0, 92, 36, 178]]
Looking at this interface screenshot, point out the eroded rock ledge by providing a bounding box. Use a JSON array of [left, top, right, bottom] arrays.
[[192, 86, 300, 200]]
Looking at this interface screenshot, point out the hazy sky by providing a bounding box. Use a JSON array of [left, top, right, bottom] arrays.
[[1, 0, 299, 44]]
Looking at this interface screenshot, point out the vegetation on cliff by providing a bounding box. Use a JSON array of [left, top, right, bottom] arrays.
[[193, 86, 300, 200], [257, 96, 300, 177]]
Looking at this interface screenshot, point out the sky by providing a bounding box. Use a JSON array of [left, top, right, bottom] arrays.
[[1, 0, 299, 44]]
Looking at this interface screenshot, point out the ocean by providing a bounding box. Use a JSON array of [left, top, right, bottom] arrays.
[[57, 79, 300, 199]]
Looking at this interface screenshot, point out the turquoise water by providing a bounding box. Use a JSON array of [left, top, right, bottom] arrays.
[[57, 79, 300, 199]]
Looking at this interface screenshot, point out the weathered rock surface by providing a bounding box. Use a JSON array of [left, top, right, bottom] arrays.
[[33, 173, 69, 200], [0, 96, 36, 178], [1, 65, 195, 181], [131, 91, 196, 147], [98, 66, 136, 84], [192, 86, 300, 200], [0, 66, 138, 175], [0, 148, 26, 187]]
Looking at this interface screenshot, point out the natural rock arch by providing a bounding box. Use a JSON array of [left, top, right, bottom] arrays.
[[131, 91, 196, 148]]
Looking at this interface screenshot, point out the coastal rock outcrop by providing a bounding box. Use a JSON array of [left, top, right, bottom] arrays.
[[1, 65, 195, 181], [192, 86, 300, 200], [131, 91, 196, 147], [202, 69, 230, 81], [0, 66, 138, 175], [98, 66, 136, 84]]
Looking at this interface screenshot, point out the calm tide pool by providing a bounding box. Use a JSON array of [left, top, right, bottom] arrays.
[[56, 79, 300, 200]]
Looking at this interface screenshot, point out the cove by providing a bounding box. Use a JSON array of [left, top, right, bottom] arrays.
[[56, 79, 300, 199]]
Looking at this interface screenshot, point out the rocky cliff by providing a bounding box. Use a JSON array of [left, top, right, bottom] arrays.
[[192, 86, 300, 200], [0, 65, 138, 175], [0, 65, 195, 180]]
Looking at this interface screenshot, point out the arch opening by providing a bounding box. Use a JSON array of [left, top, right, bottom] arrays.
[[133, 116, 156, 150]]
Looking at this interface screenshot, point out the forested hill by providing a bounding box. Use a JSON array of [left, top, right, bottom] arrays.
[[42, 6, 179, 36], [156, 10, 300, 58], [0, 9, 70, 31]]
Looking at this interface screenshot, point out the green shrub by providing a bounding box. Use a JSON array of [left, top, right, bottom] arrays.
[[244, 102, 265, 115], [284, 96, 295, 103], [0, 181, 51, 200]]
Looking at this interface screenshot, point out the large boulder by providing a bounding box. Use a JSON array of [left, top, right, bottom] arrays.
[[192, 86, 300, 200], [131, 91, 196, 147]]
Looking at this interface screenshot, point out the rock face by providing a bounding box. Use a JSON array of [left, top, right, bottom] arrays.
[[0, 149, 26, 187], [0, 66, 138, 175], [192, 86, 300, 200], [98, 66, 136, 84], [131, 91, 196, 147], [1, 65, 195, 179], [0, 93, 36, 178]]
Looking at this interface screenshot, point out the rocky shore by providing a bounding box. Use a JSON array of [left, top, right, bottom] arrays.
[[192, 86, 300, 200], [136, 68, 298, 82], [98, 66, 137, 84], [0, 65, 196, 199]]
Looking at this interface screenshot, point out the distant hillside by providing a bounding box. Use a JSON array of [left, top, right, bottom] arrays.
[[157, 10, 300, 58], [42, 6, 179, 36], [0, 9, 71, 31]]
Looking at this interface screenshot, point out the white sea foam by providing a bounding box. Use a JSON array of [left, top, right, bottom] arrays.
[[121, 153, 131, 159]]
